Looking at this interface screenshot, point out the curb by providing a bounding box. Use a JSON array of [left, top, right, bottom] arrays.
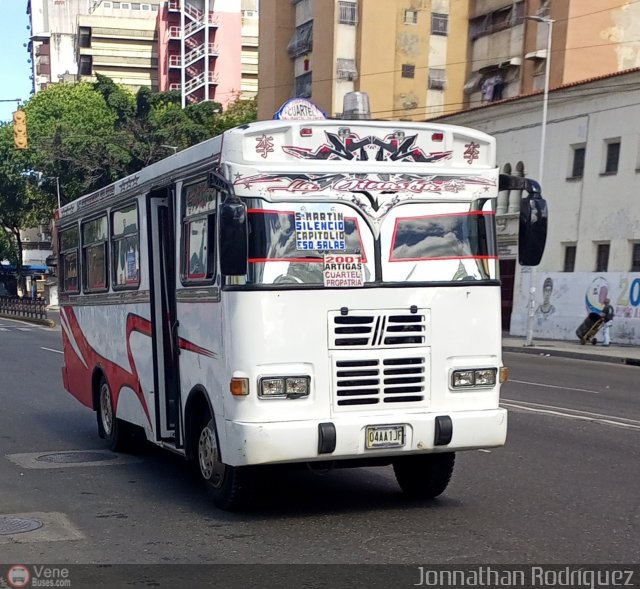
[[503, 344, 640, 367], [0, 313, 56, 328]]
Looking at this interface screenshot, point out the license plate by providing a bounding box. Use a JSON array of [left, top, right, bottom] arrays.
[[365, 425, 406, 449]]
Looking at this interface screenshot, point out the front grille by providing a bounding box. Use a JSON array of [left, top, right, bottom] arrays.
[[329, 310, 427, 349], [334, 356, 426, 406]]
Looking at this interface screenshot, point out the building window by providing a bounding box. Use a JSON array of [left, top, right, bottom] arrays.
[[469, 1, 524, 40], [428, 68, 446, 90], [295, 71, 312, 98], [631, 243, 640, 271], [79, 55, 93, 76], [287, 21, 313, 58], [538, 0, 551, 17], [338, 1, 357, 25], [563, 245, 576, 272], [604, 140, 620, 174], [595, 243, 610, 272], [431, 13, 449, 35], [571, 146, 586, 178], [405, 10, 418, 24], [336, 58, 358, 81], [78, 26, 91, 48], [401, 64, 415, 78]]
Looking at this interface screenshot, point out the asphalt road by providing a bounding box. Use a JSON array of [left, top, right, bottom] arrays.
[[0, 318, 638, 567]]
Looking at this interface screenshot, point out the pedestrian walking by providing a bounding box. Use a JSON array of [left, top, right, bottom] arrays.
[[600, 298, 614, 346]]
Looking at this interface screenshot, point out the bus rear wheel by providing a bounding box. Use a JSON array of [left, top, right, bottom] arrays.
[[96, 376, 140, 453], [393, 452, 455, 500], [196, 416, 250, 511]]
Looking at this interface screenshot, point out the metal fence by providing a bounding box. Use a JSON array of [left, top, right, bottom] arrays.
[[0, 296, 48, 320]]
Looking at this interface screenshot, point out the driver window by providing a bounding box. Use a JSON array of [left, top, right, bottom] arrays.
[[181, 180, 217, 285]]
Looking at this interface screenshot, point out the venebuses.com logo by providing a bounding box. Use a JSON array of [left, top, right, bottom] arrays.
[[2, 565, 71, 588]]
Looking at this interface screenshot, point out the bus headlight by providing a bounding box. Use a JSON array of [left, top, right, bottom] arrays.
[[259, 376, 310, 399], [451, 368, 497, 389]]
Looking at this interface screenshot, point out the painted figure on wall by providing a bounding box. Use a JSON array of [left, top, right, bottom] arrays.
[[536, 277, 556, 316]]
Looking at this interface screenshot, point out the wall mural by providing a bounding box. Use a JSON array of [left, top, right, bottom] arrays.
[[510, 272, 640, 345]]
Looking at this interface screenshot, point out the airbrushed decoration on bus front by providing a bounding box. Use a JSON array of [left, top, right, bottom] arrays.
[[60, 307, 216, 423], [233, 172, 495, 195], [281, 130, 453, 163]]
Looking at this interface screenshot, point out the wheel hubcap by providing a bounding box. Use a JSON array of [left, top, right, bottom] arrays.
[[198, 421, 225, 487], [100, 383, 113, 436]]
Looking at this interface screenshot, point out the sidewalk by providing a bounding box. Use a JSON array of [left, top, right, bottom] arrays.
[[503, 334, 640, 366]]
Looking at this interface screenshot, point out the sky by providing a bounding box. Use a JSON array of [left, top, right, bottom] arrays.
[[0, 0, 34, 123]]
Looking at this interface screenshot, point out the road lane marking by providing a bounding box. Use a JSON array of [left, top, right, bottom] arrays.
[[41, 347, 63, 354], [502, 398, 640, 430], [17, 327, 32, 331], [508, 379, 600, 395]]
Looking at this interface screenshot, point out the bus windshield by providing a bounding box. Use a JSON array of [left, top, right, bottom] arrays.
[[244, 199, 497, 286], [246, 201, 373, 285]]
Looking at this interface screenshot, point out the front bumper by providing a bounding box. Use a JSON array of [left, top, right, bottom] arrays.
[[221, 408, 507, 466]]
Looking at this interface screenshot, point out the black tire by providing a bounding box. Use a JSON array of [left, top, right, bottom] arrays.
[[195, 414, 250, 510], [393, 452, 455, 500], [591, 338, 597, 345], [96, 376, 141, 453]]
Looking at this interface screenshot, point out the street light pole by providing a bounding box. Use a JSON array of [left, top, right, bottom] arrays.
[[55, 176, 61, 210], [524, 14, 554, 346]]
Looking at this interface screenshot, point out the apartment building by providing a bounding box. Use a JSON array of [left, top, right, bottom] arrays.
[[465, 0, 640, 112], [157, 0, 249, 108], [76, 1, 162, 91], [240, 0, 259, 100], [28, 0, 257, 107], [259, 0, 640, 121], [258, 0, 468, 121], [27, 0, 91, 92]]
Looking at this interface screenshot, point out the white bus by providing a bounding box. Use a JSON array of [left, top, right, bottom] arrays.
[[56, 107, 547, 510]]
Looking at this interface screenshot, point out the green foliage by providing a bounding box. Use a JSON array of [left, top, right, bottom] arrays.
[[0, 76, 258, 270], [0, 230, 17, 265]]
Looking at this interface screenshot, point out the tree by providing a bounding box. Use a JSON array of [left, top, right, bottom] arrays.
[[0, 77, 258, 281], [0, 122, 49, 293]]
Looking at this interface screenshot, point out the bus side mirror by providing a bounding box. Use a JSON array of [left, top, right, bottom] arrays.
[[219, 197, 248, 276], [518, 187, 548, 266]]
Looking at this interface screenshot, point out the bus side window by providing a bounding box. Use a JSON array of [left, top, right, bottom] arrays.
[[59, 225, 80, 294], [81, 215, 109, 292], [111, 203, 140, 289]]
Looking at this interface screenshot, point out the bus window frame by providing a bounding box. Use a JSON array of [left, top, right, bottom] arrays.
[[59, 224, 80, 294], [111, 201, 141, 291], [180, 178, 218, 287], [81, 213, 109, 294]]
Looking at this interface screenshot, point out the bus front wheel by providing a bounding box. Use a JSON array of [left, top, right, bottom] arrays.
[[393, 452, 455, 500], [196, 416, 250, 510]]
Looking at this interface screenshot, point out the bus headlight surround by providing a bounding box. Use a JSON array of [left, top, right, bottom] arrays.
[[451, 368, 497, 389], [259, 376, 310, 399]]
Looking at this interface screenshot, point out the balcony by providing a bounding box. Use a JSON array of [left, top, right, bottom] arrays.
[[169, 82, 181, 91]]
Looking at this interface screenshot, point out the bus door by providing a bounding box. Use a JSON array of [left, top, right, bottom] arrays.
[[148, 188, 182, 447]]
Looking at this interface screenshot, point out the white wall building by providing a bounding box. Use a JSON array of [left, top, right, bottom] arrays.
[[435, 68, 640, 345], [28, 0, 92, 92]]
